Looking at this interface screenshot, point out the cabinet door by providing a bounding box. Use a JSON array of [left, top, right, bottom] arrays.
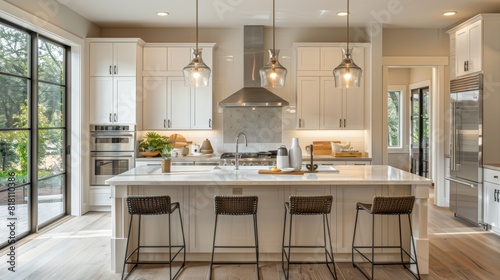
[[484, 182, 499, 228], [467, 21, 482, 74], [89, 43, 113, 76], [167, 77, 191, 129], [455, 27, 469, 77], [89, 77, 113, 123], [142, 77, 167, 129], [320, 47, 343, 71], [113, 43, 137, 76], [143, 47, 167, 72], [297, 47, 320, 71], [297, 76, 320, 129], [191, 85, 212, 129], [168, 47, 191, 71], [344, 86, 364, 129], [114, 77, 136, 124], [320, 77, 343, 129]]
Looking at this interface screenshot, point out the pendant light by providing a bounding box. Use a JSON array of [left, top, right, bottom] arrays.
[[259, 0, 287, 87], [183, 0, 211, 87], [333, 0, 362, 88]]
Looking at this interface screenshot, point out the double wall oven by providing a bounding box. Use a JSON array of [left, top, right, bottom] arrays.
[[90, 125, 135, 186]]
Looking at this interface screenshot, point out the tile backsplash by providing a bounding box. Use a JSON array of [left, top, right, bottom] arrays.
[[223, 107, 283, 144]]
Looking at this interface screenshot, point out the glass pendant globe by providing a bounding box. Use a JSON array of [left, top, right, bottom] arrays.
[[260, 49, 287, 87], [182, 49, 211, 87], [333, 48, 362, 88]]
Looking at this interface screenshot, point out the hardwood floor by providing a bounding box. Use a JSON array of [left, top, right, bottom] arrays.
[[1, 191, 499, 279]]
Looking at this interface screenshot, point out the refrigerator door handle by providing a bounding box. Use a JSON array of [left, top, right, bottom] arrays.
[[445, 177, 477, 188], [450, 99, 457, 171]]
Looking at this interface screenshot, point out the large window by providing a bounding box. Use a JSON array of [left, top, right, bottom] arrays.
[[0, 20, 68, 248], [387, 87, 405, 150]]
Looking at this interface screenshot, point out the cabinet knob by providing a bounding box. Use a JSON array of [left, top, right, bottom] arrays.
[[494, 175, 498, 179]]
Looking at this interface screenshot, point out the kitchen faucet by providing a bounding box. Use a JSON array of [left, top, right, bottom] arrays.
[[235, 132, 247, 170]]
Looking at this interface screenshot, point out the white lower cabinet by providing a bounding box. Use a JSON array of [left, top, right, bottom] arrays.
[[484, 168, 500, 232], [89, 186, 111, 207]]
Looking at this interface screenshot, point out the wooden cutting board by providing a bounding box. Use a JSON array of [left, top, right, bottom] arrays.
[[258, 170, 305, 175], [312, 141, 340, 155], [168, 133, 187, 148], [332, 151, 363, 157]]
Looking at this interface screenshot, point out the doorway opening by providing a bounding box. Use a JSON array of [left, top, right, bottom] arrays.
[[410, 86, 430, 178]]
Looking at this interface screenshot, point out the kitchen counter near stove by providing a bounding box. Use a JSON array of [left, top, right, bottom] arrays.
[[107, 165, 430, 275], [484, 163, 500, 171]]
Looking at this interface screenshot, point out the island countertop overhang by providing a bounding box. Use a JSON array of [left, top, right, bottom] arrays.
[[105, 165, 433, 186]]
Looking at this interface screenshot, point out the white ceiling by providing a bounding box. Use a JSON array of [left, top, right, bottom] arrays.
[[59, 0, 500, 29]]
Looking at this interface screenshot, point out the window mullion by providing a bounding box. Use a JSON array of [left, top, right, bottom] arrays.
[[30, 32, 39, 233]]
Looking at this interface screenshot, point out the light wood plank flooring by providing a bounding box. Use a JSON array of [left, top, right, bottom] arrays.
[[1, 192, 499, 279]]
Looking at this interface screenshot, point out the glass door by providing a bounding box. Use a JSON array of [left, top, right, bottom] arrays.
[[410, 87, 430, 177]]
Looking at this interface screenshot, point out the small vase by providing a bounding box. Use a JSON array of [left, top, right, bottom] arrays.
[[161, 158, 171, 173], [289, 138, 302, 171]]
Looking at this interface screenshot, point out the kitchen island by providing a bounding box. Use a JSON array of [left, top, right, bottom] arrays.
[[106, 165, 431, 274]]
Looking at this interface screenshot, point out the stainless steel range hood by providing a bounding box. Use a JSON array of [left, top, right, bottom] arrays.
[[219, 26, 289, 107]]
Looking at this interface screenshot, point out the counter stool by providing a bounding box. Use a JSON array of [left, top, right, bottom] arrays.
[[352, 195, 420, 280], [282, 195, 337, 280], [121, 195, 185, 280], [209, 195, 259, 280]]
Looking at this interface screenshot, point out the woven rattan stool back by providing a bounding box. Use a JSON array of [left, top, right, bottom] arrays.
[[288, 195, 333, 215], [126, 195, 172, 215], [214, 195, 258, 215], [369, 195, 415, 215]]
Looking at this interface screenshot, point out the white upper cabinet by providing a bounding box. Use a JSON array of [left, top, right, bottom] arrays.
[[143, 47, 167, 72], [455, 20, 482, 77], [297, 47, 320, 71], [89, 42, 137, 77], [88, 38, 143, 124], [295, 43, 367, 130], [141, 43, 214, 130]]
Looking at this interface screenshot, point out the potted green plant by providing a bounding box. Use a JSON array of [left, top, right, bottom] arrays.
[[160, 143, 174, 173], [139, 132, 169, 157]]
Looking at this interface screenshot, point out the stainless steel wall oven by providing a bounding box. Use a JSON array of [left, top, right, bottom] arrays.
[[90, 125, 135, 186]]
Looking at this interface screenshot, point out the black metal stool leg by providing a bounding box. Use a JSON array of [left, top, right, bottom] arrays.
[[209, 214, 219, 280], [408, 214, 421, 279], [281, 205, 288, 277], [286, 214, 293, 280], [324, 213, 337, 279], [253, 213, 260, 280], [178, 205, 186, 273], [352, 207, 360, 266], [398, 214, 405, 269], [371, 213, 375, 280], [121, 214, 134, 280]]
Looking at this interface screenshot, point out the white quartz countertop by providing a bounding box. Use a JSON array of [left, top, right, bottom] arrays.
[[106, 165, 432, 186]]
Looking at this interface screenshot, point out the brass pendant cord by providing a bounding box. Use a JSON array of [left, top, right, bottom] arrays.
[[346, 0, 350, 51], [272, 0, 276, 53], [195, 0, 199, 51]]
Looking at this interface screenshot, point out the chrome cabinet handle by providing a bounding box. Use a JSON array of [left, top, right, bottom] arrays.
[[109, 66, 112, 75], [114, 113, 117, 122], [109, 113, 112, 122], [344, 119, 346, 128], [299, 119, 302, 128], [339, 119, 342, 128], [168, 119, 171, 128], [209, 119, 212, 128], [164, 119, 166, 128], [494, 189, 498, 202], [114, 66, 117, 75]]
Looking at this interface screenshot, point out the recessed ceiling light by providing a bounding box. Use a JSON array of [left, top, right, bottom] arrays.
[[443, 11, 457, 16], [156, 11, 170, 16], [337, 11, 348, 16]]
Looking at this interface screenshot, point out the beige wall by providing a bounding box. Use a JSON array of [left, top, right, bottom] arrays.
[[410, 67, 433, 84], [5, 0, 100, 38], [383, 28, 449, 56]]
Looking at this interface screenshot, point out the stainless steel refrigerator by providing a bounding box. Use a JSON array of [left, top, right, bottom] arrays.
[[446, 74, 483, 226]]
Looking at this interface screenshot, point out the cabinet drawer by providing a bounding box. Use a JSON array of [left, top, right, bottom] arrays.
[[484, 168, 500, 184]]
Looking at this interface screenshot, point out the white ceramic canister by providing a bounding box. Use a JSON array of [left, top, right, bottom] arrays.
[[276, 145, 289, 169], [289, 138, 302, 171]]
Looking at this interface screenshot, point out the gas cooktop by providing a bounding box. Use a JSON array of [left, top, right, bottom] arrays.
[[220, 152, 275, 159]]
